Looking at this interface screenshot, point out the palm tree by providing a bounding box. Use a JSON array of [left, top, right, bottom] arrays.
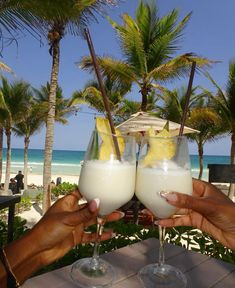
[[80, 0, 212, 112], [186, 108, 224, 179], [113, 90, 161, 124], [202, 64, 235, 164], [33, 83, 77, 202], [158, 86, 225, 179], [0, 78, 32, 193], [0, 1, 117, 204], [0, 62, 12, 184], [34, 82, 76, 125], [13, 102, 44, 189], [0, 0, 31, 186], [17, 0, 119, 212], [200, 62, 235, 197], [71, 75, 130, 117]]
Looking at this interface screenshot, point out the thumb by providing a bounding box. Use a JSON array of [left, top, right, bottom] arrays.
[[162, 192, 213, 215], [88, 198, 100, 213], [64, 198, 100, 226]]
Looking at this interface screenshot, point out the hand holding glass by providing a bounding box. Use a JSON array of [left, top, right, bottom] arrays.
[[135, 136, 192, 288], [71, 130, 136, 287]]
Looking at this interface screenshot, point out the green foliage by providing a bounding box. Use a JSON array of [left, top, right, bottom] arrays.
[[12, 216, 30, 241], [51, 182, 78, 197], [39, 220, 235, 274], [0, 208, 8, 222], [166, 226, 235, 264], [3, 218, 233, 276], [0, 197, 32, 222], [0, 216, 29, 247], [15, 196, 32, 214], [36, 220, 158, 274], [35, 192, 43, 203], [38, 221, 235, 275], [0, 220, 7, 247]]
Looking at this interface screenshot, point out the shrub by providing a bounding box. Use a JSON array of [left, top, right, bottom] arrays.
[[35, 193, 43, 204], [0, 216, 29, 247], [37, 220, 235, 275], [15, 196, 32, 214], [51, 182, 78, 197]]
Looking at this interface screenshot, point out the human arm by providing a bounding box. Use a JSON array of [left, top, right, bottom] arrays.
[[158, 179, 235, 250], [0, 191, 123, 286]]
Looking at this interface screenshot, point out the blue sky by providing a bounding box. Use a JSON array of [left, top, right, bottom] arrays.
[[2, 0, 235, 155]]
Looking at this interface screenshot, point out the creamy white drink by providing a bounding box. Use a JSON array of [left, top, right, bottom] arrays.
[[136, 161, 192, 219], [79, 160, 136, 215]]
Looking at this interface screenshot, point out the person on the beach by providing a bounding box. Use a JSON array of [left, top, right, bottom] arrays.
[[159, 178, 235, 250], [0, 190, 123, 287], [9, 178, 17, 194], [14, 171, 24, 194]]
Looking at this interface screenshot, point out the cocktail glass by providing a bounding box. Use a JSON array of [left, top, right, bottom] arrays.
[[71, 129, 136, 287], [135, 135, 192, 288]]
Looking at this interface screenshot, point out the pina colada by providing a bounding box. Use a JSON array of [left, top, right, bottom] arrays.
[[79, 159, 136, 216], [136, 127, 192, 288], [71, 117, 136, 288], [136, 162, 192, 219]]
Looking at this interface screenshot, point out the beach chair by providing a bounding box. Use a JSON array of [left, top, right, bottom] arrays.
[[207, 164, 235, 198]]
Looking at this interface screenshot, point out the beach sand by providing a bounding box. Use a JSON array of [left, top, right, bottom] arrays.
[[1, 173, 80, 227], [2, 173, 79, 186]]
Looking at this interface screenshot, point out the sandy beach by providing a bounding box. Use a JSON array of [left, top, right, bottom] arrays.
[[1, 173, 80, 227], [2, 173, 79, 186]]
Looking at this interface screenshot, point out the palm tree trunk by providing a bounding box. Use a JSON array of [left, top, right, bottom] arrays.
[[24, 136, 30, 190], [42, 39, 60, 213], [228, 131, 235, 199], [4, 128, 11, 194], [198, 141, 204, 180], [0, 126, 3, 184], [140, 84, 149, 112], [230, 131, 235, 164]]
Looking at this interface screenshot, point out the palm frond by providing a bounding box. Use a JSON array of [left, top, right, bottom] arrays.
[[108, 13, 147, 75], [226, 60, 235, 119], [80, 56, 137, 87], [147, 53, 212, 83], [146, 12, 191, 70]]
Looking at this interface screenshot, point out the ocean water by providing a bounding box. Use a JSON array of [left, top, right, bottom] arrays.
[[1, 148, 231, 181], [190, 154, 230, 180], [2, 148, 84, 176]]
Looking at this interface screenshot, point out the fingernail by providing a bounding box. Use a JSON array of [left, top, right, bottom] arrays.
[[94, 198, 100, 208], [141, 209, 149, 215], [89, 198, 100, 212], [161, 192, 178, 202], [118, 211, 125, 219]]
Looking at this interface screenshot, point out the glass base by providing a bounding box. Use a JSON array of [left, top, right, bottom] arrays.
[[70, 257, 115, 288], [138, 263, 187, 288]]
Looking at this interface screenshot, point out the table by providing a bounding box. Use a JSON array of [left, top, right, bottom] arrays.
[[0, 195, 21, 243], [22, 238, 235, 287]]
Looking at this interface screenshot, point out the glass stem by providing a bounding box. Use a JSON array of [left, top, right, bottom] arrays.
[[158, 225, 166, 267], [90, 216, 105, 269]]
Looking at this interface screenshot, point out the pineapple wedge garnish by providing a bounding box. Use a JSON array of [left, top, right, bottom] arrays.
[[96, 117, 125, 160], [143, 124, 176, 167]]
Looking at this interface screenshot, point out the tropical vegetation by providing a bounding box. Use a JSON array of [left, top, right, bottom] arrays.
[[0, 78, 32, 192], [80, 0, 212, 112], [0, 0, 235, 277], [156, 86, 225, 179], [0, 0, 119, 210], [201, 66, 235, 165]]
